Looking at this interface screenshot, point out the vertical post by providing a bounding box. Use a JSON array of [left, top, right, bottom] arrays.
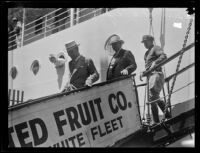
[[132, 75, 142, 125], [70, 8, 74, 27], [44, 15, 47, 37], [8, 89, 11, 106], [162, 87, 167, 103], [76, 8, 79, 24], [21, 8, 25, 46], [146, 77, 151, 131], [94, 8, 96, 17]]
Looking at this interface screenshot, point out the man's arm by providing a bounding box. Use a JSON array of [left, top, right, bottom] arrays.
[[153, 46, 167, 66], [124, 51, 137, 74], [86, 59, 99, 85]]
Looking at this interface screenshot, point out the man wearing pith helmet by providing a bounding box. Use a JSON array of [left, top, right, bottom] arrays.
[[141, 35, 171, 125], [106, 34, 137, 81], [62, 40, 99, 92]]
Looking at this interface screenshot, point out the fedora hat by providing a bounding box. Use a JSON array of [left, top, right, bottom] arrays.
[[109, 34, 124, 44], [141, 35, 154, 43], [65, 40, 80, 51]]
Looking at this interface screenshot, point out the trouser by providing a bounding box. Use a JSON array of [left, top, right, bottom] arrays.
[[148, 72, 171, 123]]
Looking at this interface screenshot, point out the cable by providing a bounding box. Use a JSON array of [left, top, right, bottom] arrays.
[[147, 81, 194, 105]]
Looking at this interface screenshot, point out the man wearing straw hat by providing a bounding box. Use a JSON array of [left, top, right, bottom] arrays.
[[62, 40, 99, 92], [106, 34, 137, 81]]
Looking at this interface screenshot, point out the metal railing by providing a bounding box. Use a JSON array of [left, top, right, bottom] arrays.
[[8, 89, 24, 107], [8, 8, 115, 51], [139, 42, 195, 126]]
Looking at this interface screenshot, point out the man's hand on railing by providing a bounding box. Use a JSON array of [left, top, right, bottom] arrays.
[[85, 79, 92, 87], [149, 62, 156, 70], [121, 69, 129, 75], [61, 82, 77, 93], [139, 71, 145, 81]]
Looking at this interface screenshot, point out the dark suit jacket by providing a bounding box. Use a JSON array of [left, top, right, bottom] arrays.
[[106, 49, 137, 81], [69, 55, 99, 89]]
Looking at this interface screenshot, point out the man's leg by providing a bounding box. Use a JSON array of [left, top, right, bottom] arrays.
[[157, 100, 171, 119], [149, 89, 160, 124]]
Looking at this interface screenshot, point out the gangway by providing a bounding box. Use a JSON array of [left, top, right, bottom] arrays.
[[8, 41, 194, 147], [113, 42, 195, 147]]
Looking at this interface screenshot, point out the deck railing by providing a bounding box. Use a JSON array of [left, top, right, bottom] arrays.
[[8, 8, 115, 51], [138, 42, 195, 125]]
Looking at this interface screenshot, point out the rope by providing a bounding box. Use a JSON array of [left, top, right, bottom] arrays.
[[148, 8, 156, 45], [160, 8, 168, 108], [164, 16, 194, 119], [160, 8, 167, 78]]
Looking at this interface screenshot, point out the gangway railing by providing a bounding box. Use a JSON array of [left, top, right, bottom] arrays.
[[8, 8, 115, 51], [139, 42, 195, 125], [142, 42, 194, 77]]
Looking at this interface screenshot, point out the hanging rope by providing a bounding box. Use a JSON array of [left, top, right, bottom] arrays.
[[148, 8, 156, 45], [142, 8, 154, 124], [160, 8, 167, 78], [160, 8, 168, 109], [160, 8, 165, 50], [164, 15, 194, 119]]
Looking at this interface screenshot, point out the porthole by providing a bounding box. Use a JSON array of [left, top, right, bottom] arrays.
[[30, 60, 40, 75], [10, 66, 18, 79]]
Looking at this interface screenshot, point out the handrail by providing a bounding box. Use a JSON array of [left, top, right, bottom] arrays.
[[24, 26, 45, 38], [8, 34, 17, 39], [8, 44, 17, 49], [78, 8, 103, 20], [23, 31, 44, 43], [8, 73, 136, 111], [8, 8, 115, 50], [142, 42, 195, 77], [77, 8, 89, 14], [46, 20, 70, 33], [46, 9, 70, 23], [78, 9, 96, 19], [24, 8, 62, 27], [24, 18, 70, 41], [136, 62, 195, 88], [8, 39, 17, 44], [24, 19, 45, 33], [165, 63, 194, 82], [23, 8, 68, 32], [8, 30, 16, 34], [46, 15, 70, 29], [146, 81, 194, 105], [79, 8, 103, 19]]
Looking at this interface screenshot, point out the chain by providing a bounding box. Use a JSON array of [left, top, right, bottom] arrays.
[[164, 17, 193, 117]]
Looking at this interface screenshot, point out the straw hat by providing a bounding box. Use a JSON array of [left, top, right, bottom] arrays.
[[65, 40, 80, 51]]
